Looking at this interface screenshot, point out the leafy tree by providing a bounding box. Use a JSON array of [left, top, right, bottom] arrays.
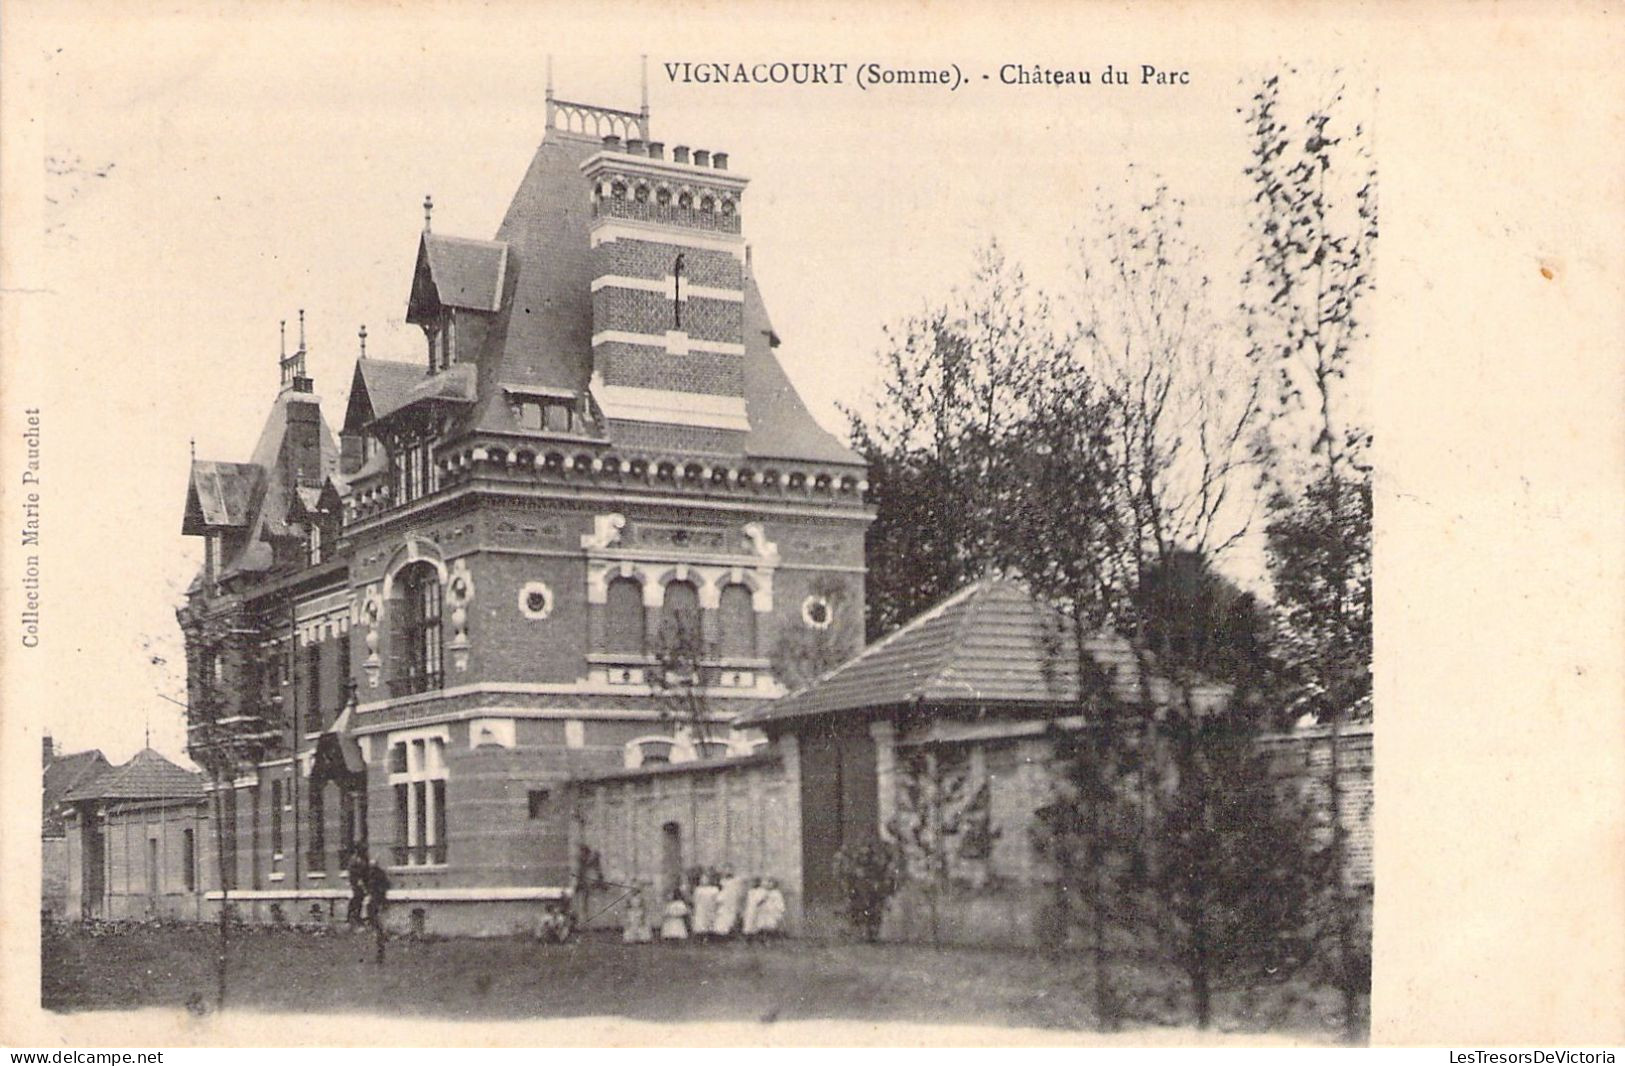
[[845, 243, 1057, 640]]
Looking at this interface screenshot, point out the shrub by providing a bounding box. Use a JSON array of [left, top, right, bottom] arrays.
[[832, 839, 901, 942]]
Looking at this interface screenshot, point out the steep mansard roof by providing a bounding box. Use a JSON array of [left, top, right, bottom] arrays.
[[64, 748, 202, 803], [406, 125, 858, 467], [184, 388, 339, 578], [736, 578, 1176, 727]]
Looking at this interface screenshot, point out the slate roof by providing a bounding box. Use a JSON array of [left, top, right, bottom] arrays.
[[343, 358, 429, 433], [182, 462, 262, 534], [741, 272, 864, 466], [422, 125, 862, 467], [64, 749, 203, 803], [411, 233, 509, 317], [736, 578, 1168, 727], [43, 750, 110, 836]]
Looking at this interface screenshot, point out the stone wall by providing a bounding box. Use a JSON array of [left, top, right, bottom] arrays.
[[567, 748, 803, 933]]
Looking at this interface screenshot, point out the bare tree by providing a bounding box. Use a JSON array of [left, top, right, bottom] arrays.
[[1242, 68, 1377, 1041]]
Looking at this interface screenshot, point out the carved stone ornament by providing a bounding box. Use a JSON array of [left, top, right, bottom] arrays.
[[581, 512, 626, 551]]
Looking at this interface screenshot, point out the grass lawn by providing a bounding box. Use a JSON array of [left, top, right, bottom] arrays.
[[41, 921, 1353, 1039]]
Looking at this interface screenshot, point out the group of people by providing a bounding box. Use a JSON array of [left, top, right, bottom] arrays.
[[622, 864, 786, 943], [345, 847, 391, 929]]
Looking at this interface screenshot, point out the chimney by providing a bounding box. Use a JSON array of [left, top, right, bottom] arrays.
[[672, 145, 690, 165], [42, 735, 54, 767], [284, 396, 324, 489], [712, 152, 729, 170], [602, 134, 621, 151], [625, 138, 644, 155], [647, 141, 664, 160], [693, 149, 710, 167]]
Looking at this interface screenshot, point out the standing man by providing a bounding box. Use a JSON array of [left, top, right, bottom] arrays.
[[346, 848, 369, 928], [365, 858, 391, 964]]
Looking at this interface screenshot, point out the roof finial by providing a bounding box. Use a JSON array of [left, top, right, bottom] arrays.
[[190, 437, 196, 462], [358, 324, 368, 359], [640, 53, 650, 118], [297, 308, 306, 352], [546, 54, 554, 100], [280, 319, 287, 360], [423, 194, 434, 233]]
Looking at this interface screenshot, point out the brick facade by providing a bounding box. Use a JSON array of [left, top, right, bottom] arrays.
[[173, 100, 870, 935]]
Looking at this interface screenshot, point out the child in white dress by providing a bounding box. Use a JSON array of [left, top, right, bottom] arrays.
[[660, 889, 691, 940], [691, 869, 721, 942], [754, 877, 786, 937], [713, 865, 747, 937], [622, 885, 652, 943], [742, 877, 769, 937]]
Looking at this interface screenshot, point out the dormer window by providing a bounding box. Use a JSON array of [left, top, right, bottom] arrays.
[[509, 394, 579, 435], [425, 310, 455, 372]]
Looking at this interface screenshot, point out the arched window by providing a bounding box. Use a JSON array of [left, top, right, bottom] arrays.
[[677, 191, 693, 209], [604, 577, 645, 655], [699, 195, 715, 214], [719, 583, 756, 660], [396, 563, 443, 695], [656, 187, 671, 207], [628, 737, 674, 768], [694, 739, 731, 762], [720, 198, 735, 217], [633, 183, 649, 204], [611, 181, 627, 201], [661, 580, 700, 640]]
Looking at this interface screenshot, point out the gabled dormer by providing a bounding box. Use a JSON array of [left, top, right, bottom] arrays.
[[406, 208, 508, 373]]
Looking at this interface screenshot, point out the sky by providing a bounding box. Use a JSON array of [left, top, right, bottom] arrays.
[[16, 3, 1320, 765]]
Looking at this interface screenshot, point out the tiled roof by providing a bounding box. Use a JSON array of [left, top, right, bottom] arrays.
[[182, 461, 261, 534], [417, 233, 508, 314], [736, 578, 1163, 726], [64, 749, 203, 803]]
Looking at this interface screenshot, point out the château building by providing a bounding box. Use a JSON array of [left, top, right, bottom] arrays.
[[177, 88, 870, 932]]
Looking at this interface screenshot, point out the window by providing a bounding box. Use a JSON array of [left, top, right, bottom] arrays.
[[389, 734, 448, 866], [661, 580, 700, 635], [700, 195, 715, 213], [221, 787, 238, 891], [633, 738, 674, 767], [527, 789, 550, 819], [514, 401, 543, 430], [677, 191, 692, 209], [270, 779, 284, 857], [672, 254, 685, 329], [396, 564, 443, 695], [337, 631, 352, 704], [182, 828, 196, 892], [695, 740, 731, 761], [204, 535, 221, 581], [719, 583, 756, 659], [425, 310, 456, 371], [390, 437, 434, 505], [656, 187, 671, 206], [605, 577, 645, 655], [303, 641, 323, 734], [339, 785, 367, 861], [307, 523, 323, 565], [307, 782, 325, 872]]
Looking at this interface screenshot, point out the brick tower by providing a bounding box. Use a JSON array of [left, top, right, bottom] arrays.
[[584, 139, 751, 452]]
